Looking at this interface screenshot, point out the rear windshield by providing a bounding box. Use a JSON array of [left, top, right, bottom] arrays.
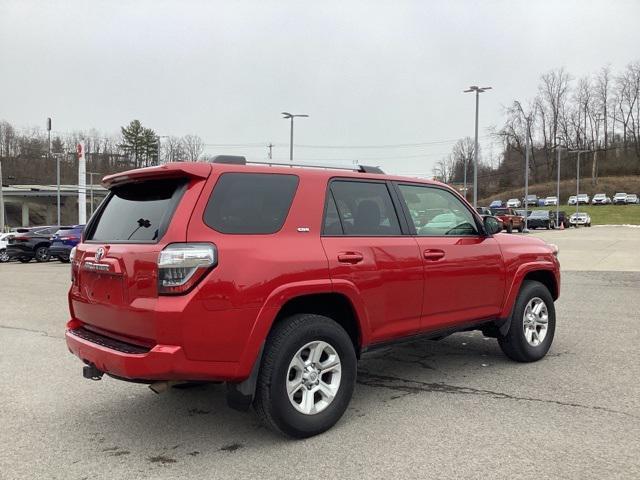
[[86, 179, 186, 242], [204, 173, 299, 234]]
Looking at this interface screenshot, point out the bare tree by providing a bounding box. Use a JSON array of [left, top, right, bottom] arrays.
[[182, 134, 204, 162], [161, 136, 186, 163]]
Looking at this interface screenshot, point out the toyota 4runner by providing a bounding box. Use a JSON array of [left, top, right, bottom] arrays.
[[66, 157, 560, 438]]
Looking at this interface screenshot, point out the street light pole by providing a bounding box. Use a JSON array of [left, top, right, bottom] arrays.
[[281, 112, 309, 162], [556, 144, 561, 223], [464, 86, 492, 208], [0, 159, 5, 232], [523, 117, 531, 233]]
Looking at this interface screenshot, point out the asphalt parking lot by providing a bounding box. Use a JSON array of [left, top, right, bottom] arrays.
[[1, 226, 639, 480]]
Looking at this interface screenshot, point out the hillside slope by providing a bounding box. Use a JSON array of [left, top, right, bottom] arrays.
[[478, 175, 640, 205]]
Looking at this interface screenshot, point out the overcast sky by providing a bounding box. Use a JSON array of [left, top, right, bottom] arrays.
[[1, 0, 639, 175]]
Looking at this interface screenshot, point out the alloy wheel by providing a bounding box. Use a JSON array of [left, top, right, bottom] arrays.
[[286, 341, 342, 415], [522, 297, 549, 347]]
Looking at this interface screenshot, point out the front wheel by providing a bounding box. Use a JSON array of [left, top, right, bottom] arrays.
[[498, 280, 556, 362], [253, 314, 357, 438], [0, 249, 9, 263]]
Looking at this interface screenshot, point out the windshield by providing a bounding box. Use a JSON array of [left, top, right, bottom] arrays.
[[530, 211, 548, 218]]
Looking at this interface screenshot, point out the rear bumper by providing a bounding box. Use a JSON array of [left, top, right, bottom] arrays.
[[65, 323, 243, 382]]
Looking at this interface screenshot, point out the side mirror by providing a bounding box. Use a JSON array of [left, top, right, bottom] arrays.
[[483, 215, 503, 235]]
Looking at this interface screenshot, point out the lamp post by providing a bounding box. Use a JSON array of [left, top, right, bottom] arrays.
[[281, 112, 308, 162], [523, 115, 531, 233], [463, 86, 492, 208]]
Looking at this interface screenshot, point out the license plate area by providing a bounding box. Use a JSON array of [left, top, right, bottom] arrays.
[[81, 271, 125, 304]]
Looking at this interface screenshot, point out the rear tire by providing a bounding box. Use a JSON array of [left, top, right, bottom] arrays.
[[59, 255, 70, 263], [35, 246, 50, 263], [253, 314, 357, 438], [498, 280, 555, 362], [0, 249, 9, 263]]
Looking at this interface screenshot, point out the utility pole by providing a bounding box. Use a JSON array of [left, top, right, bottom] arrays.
[[464, 86, 492, 207], [281, 112, 308, 162], [463, 156, 468, 200], [523, 116, 531, 233]]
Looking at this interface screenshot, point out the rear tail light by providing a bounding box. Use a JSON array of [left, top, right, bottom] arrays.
[[70, 247, 78, 283], [157, 243, 217, 295]]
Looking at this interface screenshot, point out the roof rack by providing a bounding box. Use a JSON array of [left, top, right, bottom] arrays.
[[209, 155, 384, 174]]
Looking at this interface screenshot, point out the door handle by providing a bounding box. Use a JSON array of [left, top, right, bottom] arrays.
[[423, 249, 445, 261], [338, 252, 364, 264]]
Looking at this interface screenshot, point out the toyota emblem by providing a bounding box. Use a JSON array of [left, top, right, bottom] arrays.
[[95, 247, 105, 262]]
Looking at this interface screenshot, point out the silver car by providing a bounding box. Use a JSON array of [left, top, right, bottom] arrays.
[[592, 193, 611, 205], [626, 194, 639, 205], [613, 193, 627, 205], [569, 212, 592, 227]]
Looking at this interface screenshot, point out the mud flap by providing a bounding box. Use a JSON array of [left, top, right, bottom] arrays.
[[226, 344, 264, 412]]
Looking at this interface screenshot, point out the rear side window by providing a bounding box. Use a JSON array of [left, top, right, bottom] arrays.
[[328, 180, 401, 236], [204, 173, 299, 234], [87, 179, 186, 242]]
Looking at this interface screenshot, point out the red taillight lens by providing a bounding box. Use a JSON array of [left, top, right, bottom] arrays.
[[157, 243, 217, 295]]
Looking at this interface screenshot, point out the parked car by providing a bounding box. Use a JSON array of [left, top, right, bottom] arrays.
[[489, 199, 504, 208], [476, 206, 492, 216], [65, 159, 560, 438], [506, 198, 521, 208], [527, 210, 556, 229], [569, 212, 591, 227], [0, 232, 16, 262], [524, 194, 538, 206], [567, 195, 577, 206], [544, 196, 558, 206], [625, 194, 639, 205], [515, 209, 528, 218], [49, 225, 85, 262], [613, 193, 627, 205], [591, 193, 611, 205], [6, 226, 59, 263], [577, 194, 590, 205], [490, 207, 524, 233]]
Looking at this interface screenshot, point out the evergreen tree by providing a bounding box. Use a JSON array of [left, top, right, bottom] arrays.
[[120, 120, 158, 167]]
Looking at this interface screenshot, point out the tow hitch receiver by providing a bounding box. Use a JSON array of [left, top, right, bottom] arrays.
[[83, 364, 104, 381]]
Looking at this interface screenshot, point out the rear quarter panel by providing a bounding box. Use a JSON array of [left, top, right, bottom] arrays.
[[184, 168, 333, 370]]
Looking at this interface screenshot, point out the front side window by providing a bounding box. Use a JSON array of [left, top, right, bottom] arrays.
[[328, 180, 401, 236], [204, 173, 299, 234], [398, 184, 479, 236]]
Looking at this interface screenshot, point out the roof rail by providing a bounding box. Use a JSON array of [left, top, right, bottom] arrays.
[[208, 156, 384, 174]]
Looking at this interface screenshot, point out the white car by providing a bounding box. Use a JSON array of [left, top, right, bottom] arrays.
[[592, 193, 611, 205], [569, 212, 591, 227], [506, 198, 521, 208], [613, 193, 627, 205], [0, 232, 15, 262], [544, 196, 558, 206], [626, 194, 639, 204], [567, 195, 577, 206]]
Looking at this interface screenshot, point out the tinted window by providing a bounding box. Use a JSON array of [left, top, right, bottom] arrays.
[[398, 184, 479, 236], [323, 193, 343, 235], [204, 173, 298, 234], [329, 181, 401, 236], [88, 179, 185, 242]]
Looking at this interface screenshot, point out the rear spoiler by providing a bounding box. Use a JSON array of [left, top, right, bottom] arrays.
[[102, 163, 212, 189]]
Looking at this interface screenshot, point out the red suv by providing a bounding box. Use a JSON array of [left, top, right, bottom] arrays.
[[66, 158, 560, 438]]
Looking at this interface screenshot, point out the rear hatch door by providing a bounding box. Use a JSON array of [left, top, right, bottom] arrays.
[[70, 164, 211, 344]]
